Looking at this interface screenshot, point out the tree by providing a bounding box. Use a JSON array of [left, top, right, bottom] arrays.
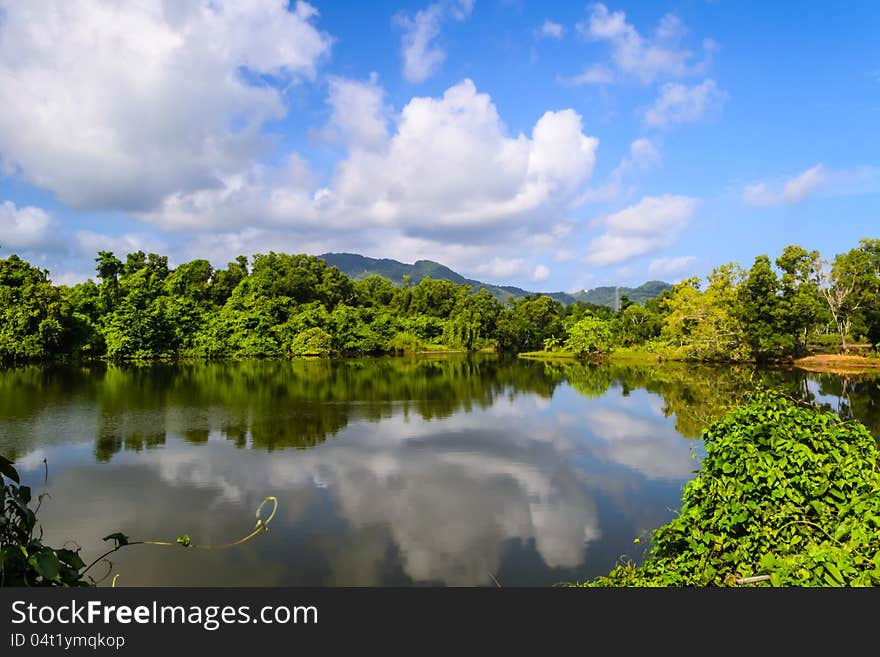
[[495, 295, 564, 353], [619, 304, 661, 346], [849, 239, 880, 349], [775, 245, 826, 354], [565, 315, 614, 358], [0, 255, 80, 361], [812, 250, 867, 352], [660, 266, 748, 361], [737, 255, 789, 361]]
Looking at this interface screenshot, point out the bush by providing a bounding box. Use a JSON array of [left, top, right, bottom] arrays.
[[584, 391, 880, 586], [288, 327, 333, 356], [565, 316, 614, 359], [1, 456, 90, 586]]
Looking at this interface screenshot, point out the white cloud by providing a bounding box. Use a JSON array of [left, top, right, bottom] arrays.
[[537, 20, 565, 39], [319, 74, 389, 151], [0, 201, 58, 250], [644, 79, 728, 127], [144, 79, 599, 249], [613, 138, 661, 176], [649, 255, 696, 276], [561, 64, 615, 86], [475, 257, 526, 279], [585, 194, 699, 266], [579, 138, 661, 205], [0, 0, 332, 211], [532, 264, 551, 282], [575, 3, 714, 84], [743, 164, 827, 207], [74, 230, 168, 260], [585, 408, 695, 480], [397, 0, 474, 83]]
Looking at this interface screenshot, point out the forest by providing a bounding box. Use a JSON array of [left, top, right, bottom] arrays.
[[0, 239, 879, 363]]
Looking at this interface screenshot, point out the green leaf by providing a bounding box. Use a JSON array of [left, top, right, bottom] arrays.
[[56, 549, 85, 571], [176, 534, 192, 548], [0, 455, 19, 484], [29, 548, 61, 581], [824, 562, 844, 586]]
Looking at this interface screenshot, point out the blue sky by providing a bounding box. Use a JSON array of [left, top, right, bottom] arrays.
[[0, 1, 877, 292]]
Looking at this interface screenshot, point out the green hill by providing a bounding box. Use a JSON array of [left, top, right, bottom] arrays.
[[319, 252, 670, 307], [572, 281, 673, 308]]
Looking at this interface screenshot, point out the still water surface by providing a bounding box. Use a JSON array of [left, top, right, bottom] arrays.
[[1, 356, 877, 586]]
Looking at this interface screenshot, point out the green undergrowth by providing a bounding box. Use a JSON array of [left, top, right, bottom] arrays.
[[579, 390, 880, 587]]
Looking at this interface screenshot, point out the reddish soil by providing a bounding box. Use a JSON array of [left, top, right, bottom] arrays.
[[794, 354, 880, 374]]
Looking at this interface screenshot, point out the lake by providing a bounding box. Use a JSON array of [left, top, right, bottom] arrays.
[[1, 356, 877, 586]]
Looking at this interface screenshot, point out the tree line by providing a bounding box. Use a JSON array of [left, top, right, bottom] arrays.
[[0, 239, 878, 363]]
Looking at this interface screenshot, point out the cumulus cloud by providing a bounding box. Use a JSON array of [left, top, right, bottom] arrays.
[[475, 257, 527, 279], [585, 194, 699, 266], [614, 138, 661, 175], [532, 264, 551, 282], [144, 79, 599, 252], [319, 74, 390, 151], [743, 164, 827, 207], [0, 0, 332, 211], [574, 3, 715, 85], [74, 230, 168, 261], [537, 20, 565, 39], [396, 0, 474, 83], [0, 201, 58, 250], [649, 255, 696, 276], [644, 79, 728, 127]]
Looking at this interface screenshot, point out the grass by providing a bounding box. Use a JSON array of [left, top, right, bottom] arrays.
[[518, 346, 688, 363], [518, 350, 578, 360]]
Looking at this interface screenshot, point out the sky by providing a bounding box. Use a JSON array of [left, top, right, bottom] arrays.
[[0, 1, 877, 292]]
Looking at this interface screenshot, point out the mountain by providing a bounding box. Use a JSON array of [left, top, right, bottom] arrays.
[[572, 281, 674, 307], [319, 252, 669, 307]]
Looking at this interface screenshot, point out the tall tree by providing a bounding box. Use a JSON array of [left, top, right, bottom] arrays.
[[738, 255, 788, 361]]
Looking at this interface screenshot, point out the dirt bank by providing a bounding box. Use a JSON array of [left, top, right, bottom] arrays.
[[794, 354, 880, 374]]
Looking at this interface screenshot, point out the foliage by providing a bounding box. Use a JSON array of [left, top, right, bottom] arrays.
[[288, 327, 333, 356], [564, 315, 614, 358], [1, 456, 90, 586], [584, 391, 880, 586], [660, 267, 749, 361], [2, 238, 880, 363]]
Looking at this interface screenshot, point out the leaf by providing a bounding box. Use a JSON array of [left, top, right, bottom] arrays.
[[0, 455, 19, 484], [102, 532, 129, 547], [824, 562, 844, 586], [56, 548, 85, 571], [176, 534, 192, 548], [29, 548, 61, 581]]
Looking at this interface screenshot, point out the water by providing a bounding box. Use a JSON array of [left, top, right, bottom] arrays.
[[1, 356, 877, 586]]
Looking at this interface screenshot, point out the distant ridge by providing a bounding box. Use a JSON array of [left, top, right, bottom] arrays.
[[572, 281, 673, 307], [319, 252, 671, 308]]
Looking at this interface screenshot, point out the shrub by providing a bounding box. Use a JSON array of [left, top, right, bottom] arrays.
[[289, 327, 333, 356], [584, 390, 880, 586], [565, 316, 614, 358], [1, 456, 89, 586]]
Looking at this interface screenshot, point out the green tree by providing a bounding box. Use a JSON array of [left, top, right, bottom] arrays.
[[0, 255, 80, 361], [565, 315, 614, 358], [660, 266, 748, 361], [775, 245, 827, 354], [737, 255, 789, 361]]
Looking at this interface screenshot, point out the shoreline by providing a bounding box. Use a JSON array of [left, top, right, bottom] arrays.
[[791, 354, 880, 375]]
